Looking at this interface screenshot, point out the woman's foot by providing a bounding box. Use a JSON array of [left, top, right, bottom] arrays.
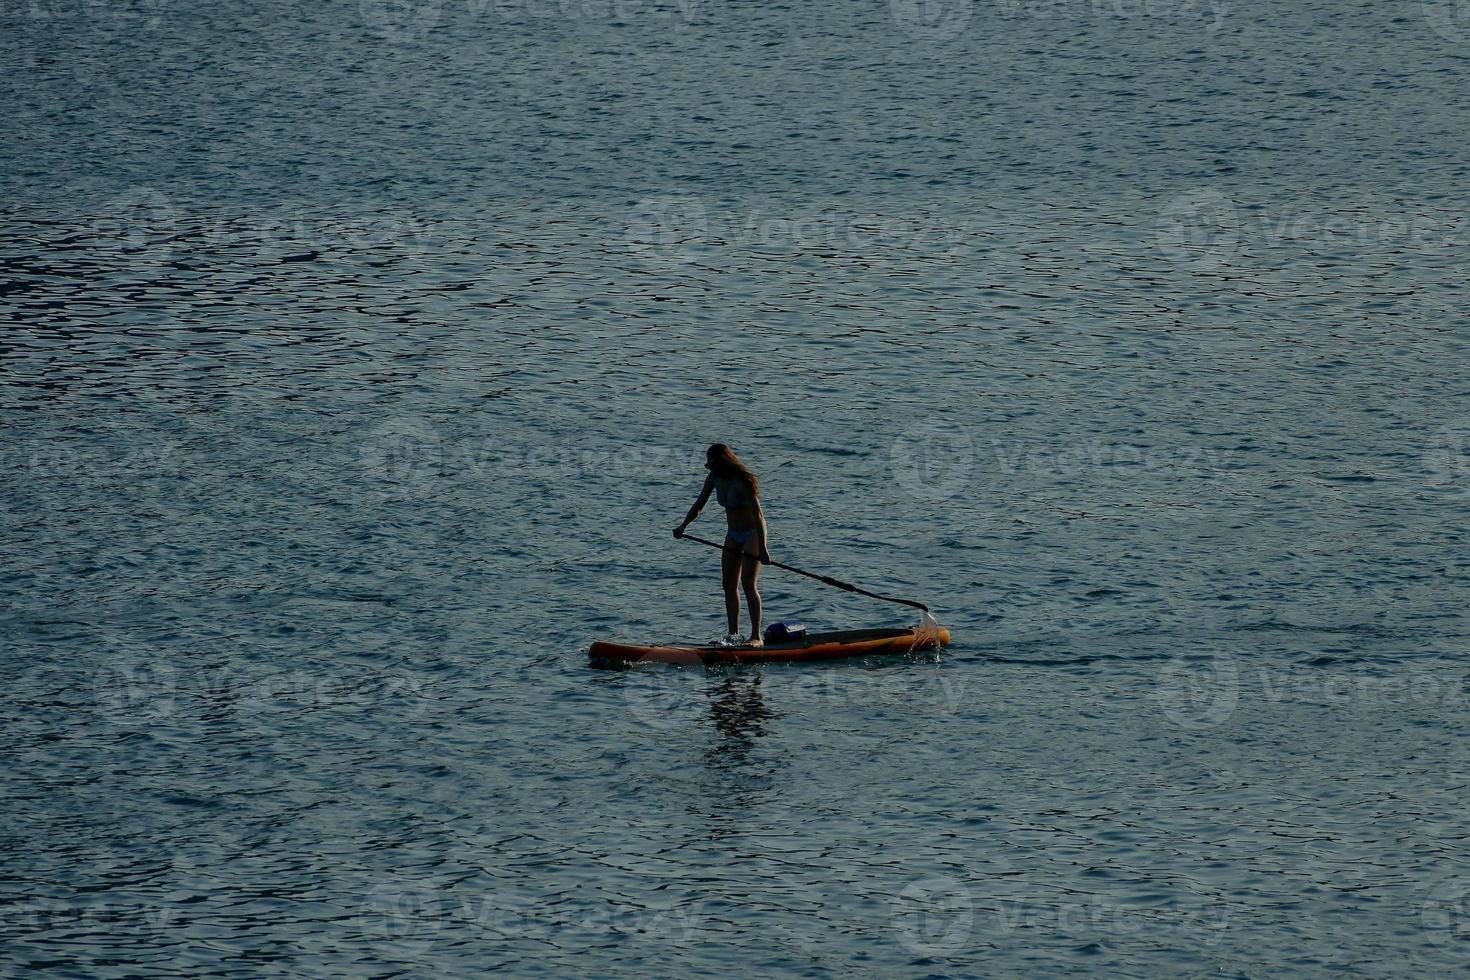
[[744, 635, 764, 647], [714, 633, 742, 648]]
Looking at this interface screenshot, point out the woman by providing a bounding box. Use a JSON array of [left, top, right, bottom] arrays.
[[674, 444, 771, 646]]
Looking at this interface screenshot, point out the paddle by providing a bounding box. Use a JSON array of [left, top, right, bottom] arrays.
[[677, 531, 933, 616]]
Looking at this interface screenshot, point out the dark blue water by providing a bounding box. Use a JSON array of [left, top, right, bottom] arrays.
[[5, 0, 1470, 974]]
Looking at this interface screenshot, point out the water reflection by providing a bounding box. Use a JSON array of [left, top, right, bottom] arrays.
[[696, 672, 784, 821], [707, 672, 776, 750]]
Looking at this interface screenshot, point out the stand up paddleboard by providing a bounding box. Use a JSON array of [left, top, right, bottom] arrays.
[[589, 625, 951, 667]]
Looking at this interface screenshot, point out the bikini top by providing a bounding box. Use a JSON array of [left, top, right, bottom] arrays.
[[715, 477, 752, 509]]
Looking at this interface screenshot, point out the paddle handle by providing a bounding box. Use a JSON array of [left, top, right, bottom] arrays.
[[678, 532, 930, 614]]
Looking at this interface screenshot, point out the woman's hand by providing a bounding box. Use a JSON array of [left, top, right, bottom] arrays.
[[673, 524, 685, 539], [758, 547, 772, 565]]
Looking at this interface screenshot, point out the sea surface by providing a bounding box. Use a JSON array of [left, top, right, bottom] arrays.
[[4, 0, 1470, 975]]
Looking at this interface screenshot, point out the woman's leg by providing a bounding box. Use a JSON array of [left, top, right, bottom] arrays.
[[740, 549, 762, 641], [721, 540, 741, 635]]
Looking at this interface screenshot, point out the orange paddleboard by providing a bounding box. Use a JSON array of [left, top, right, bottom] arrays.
[[589, 626, 951, 667]]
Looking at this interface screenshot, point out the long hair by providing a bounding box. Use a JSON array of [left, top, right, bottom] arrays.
[[706, 443, 759, 497]]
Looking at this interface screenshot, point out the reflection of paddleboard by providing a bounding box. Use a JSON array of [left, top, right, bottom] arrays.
[[588, 626, 951, 667]]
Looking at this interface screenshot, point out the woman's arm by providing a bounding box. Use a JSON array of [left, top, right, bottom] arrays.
[[674, 474, 715, 537], [753, 495, 771, 563]]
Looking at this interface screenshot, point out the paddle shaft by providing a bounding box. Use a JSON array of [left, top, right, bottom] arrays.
[[678, 532, 930, 614]]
